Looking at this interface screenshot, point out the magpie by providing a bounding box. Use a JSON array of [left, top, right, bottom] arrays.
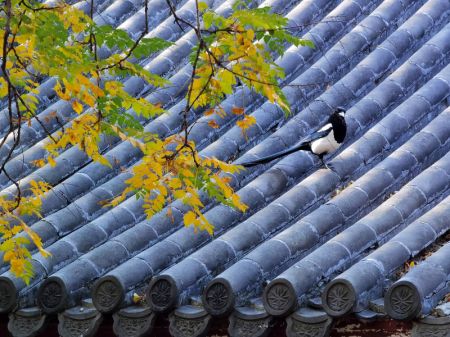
[[240, 107, 346, 167]]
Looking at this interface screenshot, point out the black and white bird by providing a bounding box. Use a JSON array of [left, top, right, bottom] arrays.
[[240, 107, 347, 167]]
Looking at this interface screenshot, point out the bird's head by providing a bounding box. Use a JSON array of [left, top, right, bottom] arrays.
[[335, 107, 346, 117], [328, 107, 347, 143], [328, 107, 346, 124]]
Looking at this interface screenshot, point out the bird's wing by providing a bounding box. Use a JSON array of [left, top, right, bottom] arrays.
[[239, 127, 332, 167], [301, 127, 332, 143]]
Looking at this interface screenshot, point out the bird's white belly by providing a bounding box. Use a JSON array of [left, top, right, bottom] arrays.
[[311, 131, 340, 155]]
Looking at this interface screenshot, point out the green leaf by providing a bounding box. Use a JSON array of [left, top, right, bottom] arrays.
[[203, 12, 215, 30], [93, 25, 134, 50], [299, 39, 315, 49], [132, 38, 173, 59]]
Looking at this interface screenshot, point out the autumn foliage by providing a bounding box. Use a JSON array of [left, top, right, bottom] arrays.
[[0, 0, 311, 282]]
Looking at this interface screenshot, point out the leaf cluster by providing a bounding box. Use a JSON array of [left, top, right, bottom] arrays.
[[0, 181, 51, 284], [190, 3, 313, 117]]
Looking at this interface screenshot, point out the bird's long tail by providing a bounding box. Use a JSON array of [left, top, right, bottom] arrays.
[[240, 141, 312, 167]]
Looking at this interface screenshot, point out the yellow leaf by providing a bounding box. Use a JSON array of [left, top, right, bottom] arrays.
[[166, 207, 175, 223], [32, 159, 46, 168], [81, 92, 96, 107], [105, 81, 122, 96], [207, 120, 220, 129], [246, 29, 255, 41], [48, 156, 56, 167], [183, 211, 197, 226], [11, 226, 22, 235], [198, 1, 208, 11], [0, 77, 8, 97], [3, 250, 14, 262], [10, 259, 25, 277], [231, 194, 248, 212], [236, 115, 256, 131], [232, 106, 245, 115], [72, 101, 83, 114], [204, 108, 215, 116], [54, 81, 70, 100], [132, 293, 143, 304]]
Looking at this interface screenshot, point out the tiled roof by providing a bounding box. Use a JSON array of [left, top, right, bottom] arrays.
[[0, 0, 450, 336]]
